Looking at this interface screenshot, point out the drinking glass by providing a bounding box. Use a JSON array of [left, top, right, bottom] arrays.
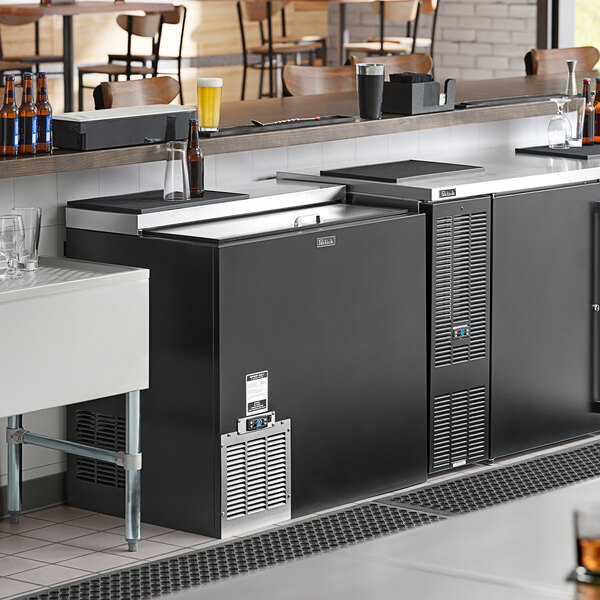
[[197, 77, 223, 132], [548, 97, 572, 149], [0, 215, 25, 279], [163, 141, 189, 201], [575, 506, 600, 575], [565, 96, 586, 147], [12, 207, 41, 271]]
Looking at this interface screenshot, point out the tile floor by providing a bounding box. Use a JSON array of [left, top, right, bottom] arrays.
[[1, 433, 599, 600]]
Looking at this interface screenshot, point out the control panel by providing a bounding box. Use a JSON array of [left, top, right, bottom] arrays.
[[237, 411, 276, 435], [452, 325, 470, 340]]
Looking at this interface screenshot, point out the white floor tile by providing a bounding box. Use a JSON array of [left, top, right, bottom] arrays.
[[22, 524, 96, 543], [0, 555, 45, 576], [0, 578, 40, 599], [64, 531, 125, 552], [0, 517, 54, 535], [0, 536, 50, 555], [105, 539, 183, 560], [68, 514, 124, 531], [146, 531, 214, 547], [16, 543, 94, 564], [8, 563, 89, 586], [59, 551, 140, 573], [28, 506, 95, 524], [106, 523, 174, 539]]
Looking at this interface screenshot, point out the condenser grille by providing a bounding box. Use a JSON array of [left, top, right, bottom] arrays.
[[74, 410, 125, 489], [21, 504, 439, 600], [432, 386, 487, 471], [224, 430, 289, 520], [434, 211, 488, 368]]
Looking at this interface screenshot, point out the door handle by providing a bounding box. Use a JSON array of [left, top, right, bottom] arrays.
[[294, 214, 321, 227], [592, 203, 600, 410]]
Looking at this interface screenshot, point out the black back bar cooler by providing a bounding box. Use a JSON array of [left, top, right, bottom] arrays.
[[282, 160, 492, 474], [65, 180, 428, 537]]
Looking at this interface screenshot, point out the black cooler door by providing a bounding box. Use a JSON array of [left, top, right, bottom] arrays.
[[214, 210, 428, 516]]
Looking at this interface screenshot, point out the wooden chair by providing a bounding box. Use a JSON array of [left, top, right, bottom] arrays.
[[350, 53, 432, 74], [526, 46, 600, 75], [237, 0, 321, 100], [0, 15, 63, 73], [108, 6, 187, 104], [283, 54, 432, 96], [0, 61, 32, 79], [78, 13, 164, 110], [366, 0, 440, 76], [343, 0, 420, 62], [94, 76, 180, 109]]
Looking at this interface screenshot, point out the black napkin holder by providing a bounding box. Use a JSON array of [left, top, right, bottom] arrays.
[[382, 79, 456, 116]]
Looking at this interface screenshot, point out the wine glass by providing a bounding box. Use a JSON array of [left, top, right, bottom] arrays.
[[548, 97, 573, 149], [0, 215, 25, 280]]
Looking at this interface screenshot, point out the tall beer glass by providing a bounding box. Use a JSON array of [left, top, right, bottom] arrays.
[[197, 78, 223, 132]]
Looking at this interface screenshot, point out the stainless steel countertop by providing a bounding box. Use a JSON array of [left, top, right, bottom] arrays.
[[0, 256, 148, 304], [278, 148, 600, 201]]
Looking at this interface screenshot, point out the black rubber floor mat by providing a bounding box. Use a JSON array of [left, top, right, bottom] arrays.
[[385, 442, 600, 515], [19, 504, 440, 600]]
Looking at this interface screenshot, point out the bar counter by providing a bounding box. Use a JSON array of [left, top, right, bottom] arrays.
[[0, 72, 575, 180]]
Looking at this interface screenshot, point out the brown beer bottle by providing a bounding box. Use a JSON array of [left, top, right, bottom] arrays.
[[583, 78, 595, 146], [36, 72, 52, 153], [0, 75, 19, 156], [18, 73, 37, 155], [187, 119, 204, 198]]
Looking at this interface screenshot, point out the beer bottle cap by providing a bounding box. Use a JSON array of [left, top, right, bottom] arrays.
[[5, 74, 14, 79], [189, 119, 199, 123], [584, 78, 591, 82], [38, 72, 46, 77]]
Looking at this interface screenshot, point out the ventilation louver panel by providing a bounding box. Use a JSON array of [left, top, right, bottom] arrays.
[[432, 386, 487, 471], [434, 211, 488, 368], [74, 410, 125, 489], [224, 425, 290, 522]]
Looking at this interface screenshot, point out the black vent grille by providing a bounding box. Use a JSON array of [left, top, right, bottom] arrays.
[[225, 431, 288, 520], [74, 410, 125, 489], [392, 442, 600, 515], [20, 504, 439, 600], [431, 386, 487, 471], [434, 211, 488, 368]]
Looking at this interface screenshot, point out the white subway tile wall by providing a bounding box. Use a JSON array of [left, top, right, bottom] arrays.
[[326, 0, 536, 80], [0, 115, 551, 492]]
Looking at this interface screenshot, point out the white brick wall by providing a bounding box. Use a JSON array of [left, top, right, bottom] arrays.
[[328, 0, 537, 80]]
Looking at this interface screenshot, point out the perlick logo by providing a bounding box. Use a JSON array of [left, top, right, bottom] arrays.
[[439, 188, 457, 198], [316, 236, 336, 248]]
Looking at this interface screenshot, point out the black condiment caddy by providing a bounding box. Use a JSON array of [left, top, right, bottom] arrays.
[[382, 78, 456, 116]]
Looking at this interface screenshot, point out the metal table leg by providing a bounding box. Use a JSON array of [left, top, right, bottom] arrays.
[[125, 391, 141, 552], [63, 15, 74, 112], [7, 415, 22, 524], [337, 3, 349, 65], [266, 0, 274, 98]]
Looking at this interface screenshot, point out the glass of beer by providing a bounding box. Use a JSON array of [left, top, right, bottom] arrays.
[[575, 506, 600, 575], [197, 77, 223, 132]]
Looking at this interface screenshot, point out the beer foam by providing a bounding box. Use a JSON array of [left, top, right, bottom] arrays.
[[197, 78, 223, 88]]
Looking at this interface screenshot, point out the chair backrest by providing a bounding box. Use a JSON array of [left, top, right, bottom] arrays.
[[99, 75, 180, 108], [283, 65, 355, 96], [162, 5, 185, 25], [0, 15, 41, 27], [372, 0, 420, 23], [350, 53, 432, 75], [116, 13, 162, 38], [242, 0, 282, 22], [529, 46, 600, 75], [421, 0, 437, 13]]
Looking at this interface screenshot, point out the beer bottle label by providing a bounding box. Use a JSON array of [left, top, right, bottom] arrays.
[[45, 116, 52, 144], [19, 116, 37, 147], [1, 118, 18, 148]]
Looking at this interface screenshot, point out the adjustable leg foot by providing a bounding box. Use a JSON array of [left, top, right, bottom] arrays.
[[127, 540, 138, 553], [124, 391, 141, 552], [7, 415, 22, 524], [9, 512, 19, 525]]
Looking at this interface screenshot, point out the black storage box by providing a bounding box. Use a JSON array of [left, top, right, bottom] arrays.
[[53, 104, 196, 151], [382, 79, 456, 115]]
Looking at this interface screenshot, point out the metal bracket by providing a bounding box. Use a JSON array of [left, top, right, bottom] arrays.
[[115, 452, 142, 471], [6, 428, 26, 445]]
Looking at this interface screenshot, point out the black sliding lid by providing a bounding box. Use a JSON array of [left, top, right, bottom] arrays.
[[321, 160, 483, 183], [67, 190, 250, 214]]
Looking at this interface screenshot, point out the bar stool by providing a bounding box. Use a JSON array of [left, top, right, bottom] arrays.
[[237, 0, 321, 100], [93, 76, 180, 109], [78, 13, 163, 111], [343, 0, 420, 63], [525, 46, 600, 75]]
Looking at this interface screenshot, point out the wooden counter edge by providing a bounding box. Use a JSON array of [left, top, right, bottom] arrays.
[[0, 100, 554, 180]]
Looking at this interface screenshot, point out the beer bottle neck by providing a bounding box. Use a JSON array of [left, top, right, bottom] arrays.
[[23, 78, 33, 104], [188, 123, 201, 149], [37, 77, 48, 102]]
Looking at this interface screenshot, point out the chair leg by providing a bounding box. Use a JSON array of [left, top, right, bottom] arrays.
[[178, 59, 184, 104], [309, 50, 315, 66], [78, 71, 84, 111], [258, 62, 264, 99], [241, 61, 247, 101], [321, 40, 327, 66]]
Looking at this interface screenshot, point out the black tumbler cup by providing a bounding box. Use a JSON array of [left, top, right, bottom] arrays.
[[356, 63, 385, 120]]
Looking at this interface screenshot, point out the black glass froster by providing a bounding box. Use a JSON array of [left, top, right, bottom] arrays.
[[356, 63, 385, 120]]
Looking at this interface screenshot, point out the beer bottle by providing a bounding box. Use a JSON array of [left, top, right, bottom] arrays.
[[18, 72, 37, 155], [36, 72, 52, 153], [187, 119, 204, 198], [583, 78, 595, 146], [0, 75, 19, 156]]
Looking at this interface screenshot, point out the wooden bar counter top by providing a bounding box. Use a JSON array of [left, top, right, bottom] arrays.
[[0, 72, 580, 180]]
